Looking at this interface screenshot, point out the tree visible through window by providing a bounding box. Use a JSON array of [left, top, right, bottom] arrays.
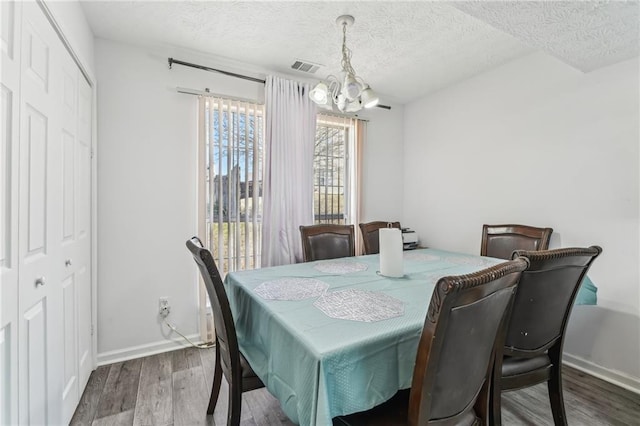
[[204, 97, 264, 275], [314, 115, 352, 224]]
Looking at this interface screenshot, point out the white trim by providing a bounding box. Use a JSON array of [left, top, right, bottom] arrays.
[[37, 0, 93, 85], [563, 353, 640, 395], [90, 82, 98, 372], [97, 334, 203, 366]]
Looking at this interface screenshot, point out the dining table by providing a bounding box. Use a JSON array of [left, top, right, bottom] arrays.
[[224, 248, 597, 426]]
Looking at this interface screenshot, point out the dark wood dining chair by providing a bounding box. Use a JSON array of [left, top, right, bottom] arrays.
[[185, 237, 265, 425], [481, 224, 553, 259], [491, 246, 602, 426], [359, 221, 401, 255], [300, 224, 355, 262], [334, 257, 529, 426]]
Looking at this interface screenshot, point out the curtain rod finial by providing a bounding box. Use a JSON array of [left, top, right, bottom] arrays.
[[168, 57, 173, 69]]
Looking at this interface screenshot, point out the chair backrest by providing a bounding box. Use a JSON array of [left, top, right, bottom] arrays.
[[481, 224, 553, 259], [186, 237, 241, 382], [359, 221, 401, 255], [299, 224, 355, 262], [408, 258, 529, 425], [504, 246, 602, 356]]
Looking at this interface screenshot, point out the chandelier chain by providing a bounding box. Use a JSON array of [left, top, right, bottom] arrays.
[[340, 22, 356, 77]]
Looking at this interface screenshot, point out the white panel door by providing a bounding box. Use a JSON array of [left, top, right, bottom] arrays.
[[59, 46, 93, 425], [0, 1, 21, 424], [75, 75, 93, 394], [59, 44, 79, 424], [18, 2, 64, 424]]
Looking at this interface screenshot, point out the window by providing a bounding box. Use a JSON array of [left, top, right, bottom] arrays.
[[201, 97, 264, 276], [313, 114, 358, 224]]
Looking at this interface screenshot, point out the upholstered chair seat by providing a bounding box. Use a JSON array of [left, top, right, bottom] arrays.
[[501, 354, 552, 378]]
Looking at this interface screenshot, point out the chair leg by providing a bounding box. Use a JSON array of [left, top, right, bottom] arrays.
[[207, 345, 224, 415], [490, 384, 503, 425], [226, 381, 242, 426], [489, 363, 503, 426], [475, 370, 491, 425], [548, 346, 568, 426]]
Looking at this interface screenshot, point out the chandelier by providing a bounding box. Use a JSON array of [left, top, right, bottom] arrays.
[[309, 15, 379, 113]]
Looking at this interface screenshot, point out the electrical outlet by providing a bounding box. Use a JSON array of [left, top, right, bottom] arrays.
[[159, 297, 171, 318]]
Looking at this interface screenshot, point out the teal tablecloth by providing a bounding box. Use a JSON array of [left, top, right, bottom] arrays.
[[576, 274, 597, 305], [225, 249, 597, 426]]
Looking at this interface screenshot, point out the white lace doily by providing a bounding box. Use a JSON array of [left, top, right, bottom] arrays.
[[314, 261, 368, 274], [254, 278, 329, 301], [404, 252, 440, 262], [313, 289, 404, 322]]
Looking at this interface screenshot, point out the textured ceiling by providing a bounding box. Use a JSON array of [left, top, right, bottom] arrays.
[[453, 1, 640, 72], [80, 1, 640, 104]]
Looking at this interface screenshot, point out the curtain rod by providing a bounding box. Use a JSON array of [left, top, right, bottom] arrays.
[[168, 58, 265, 84], [176, 87, 369, 122], [168, 57, 391, 110]]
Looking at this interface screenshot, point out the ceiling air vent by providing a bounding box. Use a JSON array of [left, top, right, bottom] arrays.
[[291, 59, 322, 74]]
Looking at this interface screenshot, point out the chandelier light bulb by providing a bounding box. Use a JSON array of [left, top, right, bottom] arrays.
[[343, 74, 361, 101]]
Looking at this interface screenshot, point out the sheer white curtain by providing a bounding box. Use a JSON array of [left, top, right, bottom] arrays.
[[262, 76, 317, 266], [350, 119, 365, 255]]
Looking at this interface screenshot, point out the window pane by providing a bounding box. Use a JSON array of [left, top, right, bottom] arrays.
[[314, 119, 348, 225], [205, 99, 264, 275]]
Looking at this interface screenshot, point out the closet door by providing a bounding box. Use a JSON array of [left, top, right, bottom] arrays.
[[18, 2, 64, 424], [76, 75, 93, 394], [59, 48, 93, 424], [59, 48, 80, 423], [0, 1, 21, 424]]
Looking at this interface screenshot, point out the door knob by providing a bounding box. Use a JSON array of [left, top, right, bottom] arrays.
[[65, 259, 72, 267], [35, 277, 46, 287]]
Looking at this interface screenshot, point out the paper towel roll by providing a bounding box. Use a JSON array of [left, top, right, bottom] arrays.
[[379, 228, 403, 277]]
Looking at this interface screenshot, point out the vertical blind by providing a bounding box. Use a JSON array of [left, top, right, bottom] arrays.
[[198, 96, 264, 341], [202, 96, 264, 275]]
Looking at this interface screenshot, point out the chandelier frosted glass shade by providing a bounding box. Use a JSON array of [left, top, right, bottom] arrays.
[[360, 86, 379, 109], [309, 15, 379, 113], [309, 82, 329, 105]]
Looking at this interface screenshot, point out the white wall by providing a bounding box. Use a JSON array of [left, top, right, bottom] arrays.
[[403, 52, 640, 389], [95, 38, 404, 362], [358, 105, 405, 223]]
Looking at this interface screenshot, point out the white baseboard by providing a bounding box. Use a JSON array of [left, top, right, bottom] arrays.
[[97, 334, 203, 366], [563, 353, 640, 395]]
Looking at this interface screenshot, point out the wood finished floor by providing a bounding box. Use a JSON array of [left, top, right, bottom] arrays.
[[71, 347, 640, 426]]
